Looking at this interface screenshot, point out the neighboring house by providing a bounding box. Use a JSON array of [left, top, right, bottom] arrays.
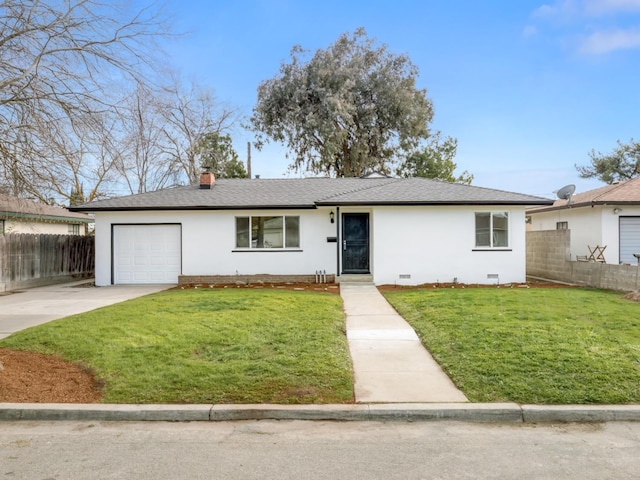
[[0, 194, 93, 235], [528, 177, 640, 264], [71, 172, 551, 286]]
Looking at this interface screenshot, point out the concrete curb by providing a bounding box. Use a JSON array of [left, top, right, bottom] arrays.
[[0, 404, 211, 422], [521, 405, 640, 423], [2, 403, 639, 423]]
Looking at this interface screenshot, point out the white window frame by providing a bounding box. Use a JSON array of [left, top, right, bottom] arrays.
[[475, 211, 509, 249], [235, 215, 300, 250], [68, 224, 80, 235]]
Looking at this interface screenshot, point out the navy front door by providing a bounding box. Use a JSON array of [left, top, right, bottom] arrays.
[[342, 213, 370, 273]]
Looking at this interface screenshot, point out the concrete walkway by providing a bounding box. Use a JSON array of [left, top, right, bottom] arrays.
[[341, 283, 468, 403], [0, 281, 171, 339]]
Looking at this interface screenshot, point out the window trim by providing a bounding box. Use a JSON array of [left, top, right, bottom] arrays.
[[0, 219, 4, 235], [474, 211, 510, 250], [234, 215, 301, 251]]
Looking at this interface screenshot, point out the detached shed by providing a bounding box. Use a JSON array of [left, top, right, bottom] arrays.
[[528, 177, 640, 264], [1, 194, 92, 236]]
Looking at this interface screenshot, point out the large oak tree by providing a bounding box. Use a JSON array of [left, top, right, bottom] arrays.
[[251, 28, 435, 177]]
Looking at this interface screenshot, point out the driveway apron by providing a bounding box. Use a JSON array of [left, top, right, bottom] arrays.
[[341, 283, 468, 403], [0, 281, 171, 339]]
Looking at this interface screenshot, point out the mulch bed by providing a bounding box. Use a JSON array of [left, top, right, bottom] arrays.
[[173, 282, 342, 294], [377, 279, 578, 291], [0, 348, 102, 403]]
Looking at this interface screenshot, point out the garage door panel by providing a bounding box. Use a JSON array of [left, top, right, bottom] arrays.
[[620, 217, 640, 264], [166, 256, 180, 266], [114, 225, 181, 284], [118, 273, 132, 282], [150, 256, 165, 266]]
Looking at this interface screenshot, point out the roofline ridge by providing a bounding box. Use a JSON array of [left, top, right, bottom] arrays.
[[446, 180, 551, 200], [590, 177, 640, 201], [315, 177, 403, 202]]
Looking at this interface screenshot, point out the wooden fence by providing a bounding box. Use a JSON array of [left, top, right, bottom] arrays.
[[0, 233, 94, 292]]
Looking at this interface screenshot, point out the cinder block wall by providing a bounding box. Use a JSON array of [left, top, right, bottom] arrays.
[[526, 230, 572, 282], [526, 230, 640, 291]]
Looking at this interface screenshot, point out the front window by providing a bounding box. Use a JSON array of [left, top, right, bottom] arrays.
[[68, 224, 80, 235], [556, 221, 568, 230], [0, 219, 4, 235], [475, 212, 509, 248], [236, 216, 300, 249]]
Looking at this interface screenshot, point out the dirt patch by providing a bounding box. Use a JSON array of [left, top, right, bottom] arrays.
[[0, 348, 102, 403], [173, 282, 341, 294], [622, 291, 640, 302]]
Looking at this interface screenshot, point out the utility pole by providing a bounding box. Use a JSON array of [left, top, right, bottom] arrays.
[[246, 142, 252, 179]]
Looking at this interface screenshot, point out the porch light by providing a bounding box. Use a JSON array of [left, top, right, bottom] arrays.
[[613, 208, 622, 214], [330, 211, 335, 223]]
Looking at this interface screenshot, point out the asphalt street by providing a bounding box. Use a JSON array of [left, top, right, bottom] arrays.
[[1, 420, 639, 479]]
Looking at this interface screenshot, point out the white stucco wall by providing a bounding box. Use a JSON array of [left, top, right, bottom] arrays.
[[371, 206, 528, 285], [94, 209, 338, 286], [94, 205, 529, 286], [3, 219, 86, 235], [529, 205, 640, 263]]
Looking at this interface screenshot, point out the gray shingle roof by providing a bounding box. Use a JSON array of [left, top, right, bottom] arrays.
[[70, 177, 553, 212]]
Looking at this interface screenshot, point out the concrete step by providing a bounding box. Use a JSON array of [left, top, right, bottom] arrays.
[[337, 274, 374, 284]]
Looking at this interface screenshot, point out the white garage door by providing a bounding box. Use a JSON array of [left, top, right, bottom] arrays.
[[620, 217, 640, 264], [113, 225, 181, 284]]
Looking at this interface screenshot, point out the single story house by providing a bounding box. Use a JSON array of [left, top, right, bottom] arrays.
[[1, 194, 93, 236], [71, 172, 552, 286], [528, 177, 640, 264]]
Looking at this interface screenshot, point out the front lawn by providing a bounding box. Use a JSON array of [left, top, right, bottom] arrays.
[[0, 289, 354, 404], [382, 287, 640, 404]]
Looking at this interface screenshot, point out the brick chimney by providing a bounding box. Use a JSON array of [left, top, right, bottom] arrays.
[[199, 169, 215, 189]]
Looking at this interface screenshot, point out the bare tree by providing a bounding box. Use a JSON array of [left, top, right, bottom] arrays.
[[160, 78, 239, 184], [0, 0, 169, 203], [27, 108, 124, 204], [115, 84, 182, 194]]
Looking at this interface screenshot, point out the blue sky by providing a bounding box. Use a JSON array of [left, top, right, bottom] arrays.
[[163, 0, 640, 198]]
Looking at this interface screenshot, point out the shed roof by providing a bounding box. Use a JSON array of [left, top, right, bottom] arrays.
[[70, 177, 552, 212], [0, 194, 93, 223], [528, 177, 640, 213]]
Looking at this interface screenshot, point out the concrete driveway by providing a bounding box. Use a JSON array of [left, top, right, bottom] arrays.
[[0, 281, 171, 339]]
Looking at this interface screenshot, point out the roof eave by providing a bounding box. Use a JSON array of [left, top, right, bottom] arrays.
[[529, 200, 640, 214], [70, 204, 318, 213], [0, 211, 93, 223], [315, 200, 554, 207]]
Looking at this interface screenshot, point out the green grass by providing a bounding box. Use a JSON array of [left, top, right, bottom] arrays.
[[382, 288, 640, 404], [0, 289, 354, 404]]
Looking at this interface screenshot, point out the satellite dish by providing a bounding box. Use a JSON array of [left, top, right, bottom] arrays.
[[556, 184, 576, 204]]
